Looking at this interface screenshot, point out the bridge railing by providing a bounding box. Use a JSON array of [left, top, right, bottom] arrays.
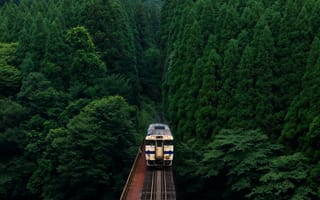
[[120, 142, 144, 200]]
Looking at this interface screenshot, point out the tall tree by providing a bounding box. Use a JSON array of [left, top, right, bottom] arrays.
[[281, 36, 320, 152], [197, 129, 281, 200], [217, 39, 240, 128], [42, 20, 68, 90], [248, 153, 315, 200], [216, 3, 240, 53], [276, 0, 312, 128], [28, 96, 137, 200], [232, 45, 255, 129], [84, 0, 140, 104], [194, 37, 221, 139], [250, 17, 275, 134], [0, 43, 21, 96], [64, 26, 107, 99]]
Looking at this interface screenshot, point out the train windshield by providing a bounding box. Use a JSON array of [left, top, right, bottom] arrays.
[[145, 140, 154, 145], [156, 140, 163, 147], [164, 140, 173, 145], [155, 125, 165, 129]]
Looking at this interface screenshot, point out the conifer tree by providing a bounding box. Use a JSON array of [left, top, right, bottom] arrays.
[[197, 0, 219, 42], [133, 0, 152, 51], [276, 0, 311, 124], [161, 0, 188, 122], [310, 0, 320, 36], [0, 0, 21, 42], [0, 42, 21, 96], [85, 0, 140, 104], [250, 17, 275, 134], [233, 45, 255, 129], [216, 3, 240, 53], [240, 1, 264, 31], [0, 16, 9, 41], [218, 39, 240, 128], [281, 37, 320, 151], [42, 20, 68, 90], [17, 12, 48, 73], [194, 43, 221, 139], [65, 26, 106, 99], [264, 1, 281, 39], [163, 2, 203, 140]]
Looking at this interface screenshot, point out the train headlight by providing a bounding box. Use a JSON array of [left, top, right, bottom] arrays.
[[165, 155, 170, 160]]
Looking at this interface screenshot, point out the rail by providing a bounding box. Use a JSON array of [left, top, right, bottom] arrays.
[[120, 142, 145, 200], [120, 141, 176, 200], [141, 168, 176, 200]]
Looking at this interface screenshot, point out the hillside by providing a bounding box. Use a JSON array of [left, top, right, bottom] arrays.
[[0, 0, 162, 199], [0, 0, 320, 200], [161, 0, 320, 199]]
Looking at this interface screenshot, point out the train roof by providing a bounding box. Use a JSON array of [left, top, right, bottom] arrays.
[[147, 123, 172, 136]]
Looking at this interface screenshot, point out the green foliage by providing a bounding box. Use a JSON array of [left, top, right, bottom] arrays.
[[28, 96, 137, 200], [3, 0, 320, 199], [134, 97, 159, 140], [162, 3, 204, 140], [0, 42, 17, 65], [174, 139, 205, 200], [248, 153, 316, 200], [281, 36, 320, 151], [197, 129, 281, 199], [42, 20, 68, 89], [84, 0, 140, 104], [65, 26, 95, 52], [218, 39, 240, 128], [65, 26, 107, 98], [0, 43, 21, 96], [216, 3, 240, 51], [0, 98, 27, 131], [58, 99, 90, 125], [17, 72, 67, 118], [0, 65, 21, 96], [194, 47, 221, 139], [0, 157, 36, 199], [0, 0, 162, 199], [305, 116, 320, 161], [161, 1, 320, 198], [138, 47, 161, 101], [0, 127, 36, 199]]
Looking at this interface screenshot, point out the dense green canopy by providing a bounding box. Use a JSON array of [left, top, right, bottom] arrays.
[[1, 0, 320, 199], [161, 0, 320, 199], [0, 0, 162, 199]]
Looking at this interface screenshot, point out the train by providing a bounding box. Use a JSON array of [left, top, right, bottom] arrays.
[[145, 123, 174, 167]]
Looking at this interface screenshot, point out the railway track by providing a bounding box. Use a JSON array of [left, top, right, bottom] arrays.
[[141, 168, 176, 200]]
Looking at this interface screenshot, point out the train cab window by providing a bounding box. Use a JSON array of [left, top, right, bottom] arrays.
[[155, 125, 165, 130], [164, 140, 173, 145], [156, 140, 163, 147], [145, 140, 154, 146]]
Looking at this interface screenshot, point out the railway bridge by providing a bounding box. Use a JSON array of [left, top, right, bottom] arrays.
[[120, 144, 176, 200]]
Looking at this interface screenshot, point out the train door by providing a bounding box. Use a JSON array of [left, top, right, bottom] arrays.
[[155, 140, 163, 160]]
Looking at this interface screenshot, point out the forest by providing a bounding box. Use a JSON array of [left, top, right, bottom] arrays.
[[0, 0, 162, 199], [161, 0, 320, 199], [0, 0, 320, 200]]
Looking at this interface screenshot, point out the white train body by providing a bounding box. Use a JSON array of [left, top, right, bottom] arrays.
[[145, 123, 174, 166]]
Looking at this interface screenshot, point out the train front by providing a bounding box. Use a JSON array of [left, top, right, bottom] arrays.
[[145, 124, 174, 167]]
